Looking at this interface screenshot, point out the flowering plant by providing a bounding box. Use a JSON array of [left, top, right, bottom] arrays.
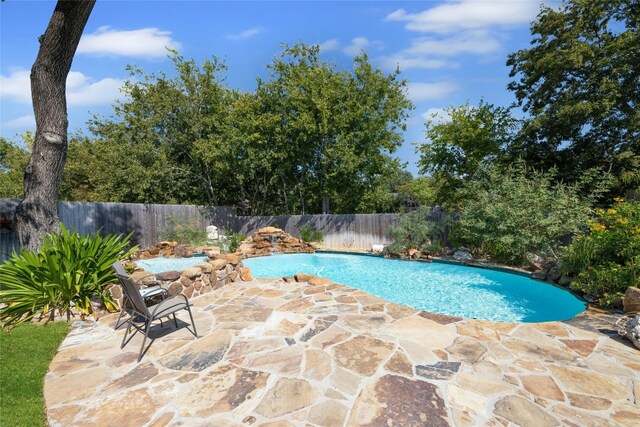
[[562, 198, 640, 306]]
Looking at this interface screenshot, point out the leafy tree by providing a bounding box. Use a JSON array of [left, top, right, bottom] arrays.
[[454, 162, 611, 265], [356, 165, 413, 213], [15, 0, 95, 251], [89, 52, 235, 206], [0, 136, 30, 199], [507, 0, 640, 194], [396, 176, 438, 209], [253, 44, 413, 214], [416, 101, 519, 208]]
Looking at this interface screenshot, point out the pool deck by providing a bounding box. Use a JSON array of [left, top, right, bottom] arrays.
[[45, 278, 639, 426]]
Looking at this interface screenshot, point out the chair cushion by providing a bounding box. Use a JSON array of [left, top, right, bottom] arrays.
[[140, 286, 166, 298]]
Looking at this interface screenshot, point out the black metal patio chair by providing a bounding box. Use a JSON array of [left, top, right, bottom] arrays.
[[112, 263, 198, 362], [111, 261, 169, 330]]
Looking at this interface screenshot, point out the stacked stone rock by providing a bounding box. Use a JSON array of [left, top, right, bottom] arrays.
[[236, 227, 317, 257], [107, 254, 253, 308], [134, 241, 221, 259]]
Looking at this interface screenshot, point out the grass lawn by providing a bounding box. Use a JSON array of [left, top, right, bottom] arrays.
[[0, 322, 69, 427]]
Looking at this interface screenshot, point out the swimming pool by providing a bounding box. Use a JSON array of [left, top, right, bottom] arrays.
[[135, 255, 208, 274], [243, 253, 586, 322]]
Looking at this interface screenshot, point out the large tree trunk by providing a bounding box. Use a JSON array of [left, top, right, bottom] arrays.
[[15, 0, 95, 251]]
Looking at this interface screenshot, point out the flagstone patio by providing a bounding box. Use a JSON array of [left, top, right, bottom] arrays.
[[45, 278, 639, 427]]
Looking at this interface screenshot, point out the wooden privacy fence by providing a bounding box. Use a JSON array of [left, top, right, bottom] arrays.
[[235, 214, 399, 250], [0, 199, 236, 261], [0, 199, 451, 261]]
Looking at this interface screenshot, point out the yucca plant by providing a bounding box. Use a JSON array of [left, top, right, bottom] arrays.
[[0, 225, 136, 329]]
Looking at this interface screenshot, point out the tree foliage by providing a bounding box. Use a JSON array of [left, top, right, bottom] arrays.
[[454, 162, 611, 265], [507, 0, 640, 194], [85, 45, 413, 214], [562, 198, 640, 306], [417, 101, 519, 208], [0, 136, 30, 199]]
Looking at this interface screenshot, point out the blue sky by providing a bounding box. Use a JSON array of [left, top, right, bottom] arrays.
[[0, 0, 553, 174]]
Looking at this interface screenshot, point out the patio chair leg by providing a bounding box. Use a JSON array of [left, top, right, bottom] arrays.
[[114, 307, 126, 330], [186, 306, 198, 338], [172, 313, 178, 328], [121, 317, 133, 349], [138, 320, 151, 362]]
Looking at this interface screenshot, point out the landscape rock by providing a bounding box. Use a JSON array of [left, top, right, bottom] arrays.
[[236, 229, 316, 257], [155, 271, 181, 282], [623, 314, 640, 349], [308, 277, 332, 286], [453, 249, 474, 262], [623, 287, 640, 313], [181, 267, 202, 279], [295, 273, 315, 282], [240, 268, 253, 282]]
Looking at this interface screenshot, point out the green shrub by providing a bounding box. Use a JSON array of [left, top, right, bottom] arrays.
[[300, 225, 323, 243], [453, 163, 609, 265], [161, 215, 207, 246], [0, 225, 136, 328], [222, 231, 246, 253], [387, 206, 451, 255], [562, 198, 640, 306]]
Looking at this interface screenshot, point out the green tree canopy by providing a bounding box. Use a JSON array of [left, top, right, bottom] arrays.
[[86, 44, 413, 214], [89, 52, 235, 206], [507, 0, 640, 194], [416, 101, 519, 208], [251, 44, 413, 214], [0, 135, 31, 199]]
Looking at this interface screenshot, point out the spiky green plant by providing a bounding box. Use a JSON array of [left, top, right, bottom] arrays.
[[0, 225, 136, 329]]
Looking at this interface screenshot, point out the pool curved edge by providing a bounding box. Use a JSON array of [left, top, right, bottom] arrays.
[[241, 251, 590, 323]]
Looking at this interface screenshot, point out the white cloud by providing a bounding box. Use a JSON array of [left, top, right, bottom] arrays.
[[78, 26, 181, 58], [319, 38, 339, 52], [227, 27, 263, 41], [0, 69, 124, 107], [3, 114, 36, 130], [421, 108, 451, 124], [0, 70, 31, 103], [342, 37, 384, 56], [407, 82, 458, 102], [377, 54, 450, 71], [386, 0, 542, 33], [405, 30, 501, 56]]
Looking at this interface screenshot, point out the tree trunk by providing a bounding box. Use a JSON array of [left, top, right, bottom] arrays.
[[15, 0, 95, 251]]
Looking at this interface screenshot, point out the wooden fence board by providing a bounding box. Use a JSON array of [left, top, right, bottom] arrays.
[[1, 199, 449, 261]]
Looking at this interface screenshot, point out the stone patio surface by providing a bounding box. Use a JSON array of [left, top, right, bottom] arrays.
[[45, 278, 640, 427]]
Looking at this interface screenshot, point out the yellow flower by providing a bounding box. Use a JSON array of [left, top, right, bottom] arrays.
[[595, 208, 605, 215], [613, 197, 624, 203], [606, 208, 617, 215]]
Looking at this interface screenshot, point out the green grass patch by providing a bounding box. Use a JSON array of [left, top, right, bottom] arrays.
[[0, 322, 69, 427]]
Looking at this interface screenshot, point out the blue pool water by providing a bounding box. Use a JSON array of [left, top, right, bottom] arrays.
[[135, 256, 208, 274], [243, 253, 586, 322]]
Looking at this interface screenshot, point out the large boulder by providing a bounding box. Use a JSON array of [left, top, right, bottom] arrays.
[[623, 287, 640, 313], [626, 315, 640, 349], [453, 249, 473, 262]]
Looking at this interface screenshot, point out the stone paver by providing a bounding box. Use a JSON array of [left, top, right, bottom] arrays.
[[45, 279, 640, 426]]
